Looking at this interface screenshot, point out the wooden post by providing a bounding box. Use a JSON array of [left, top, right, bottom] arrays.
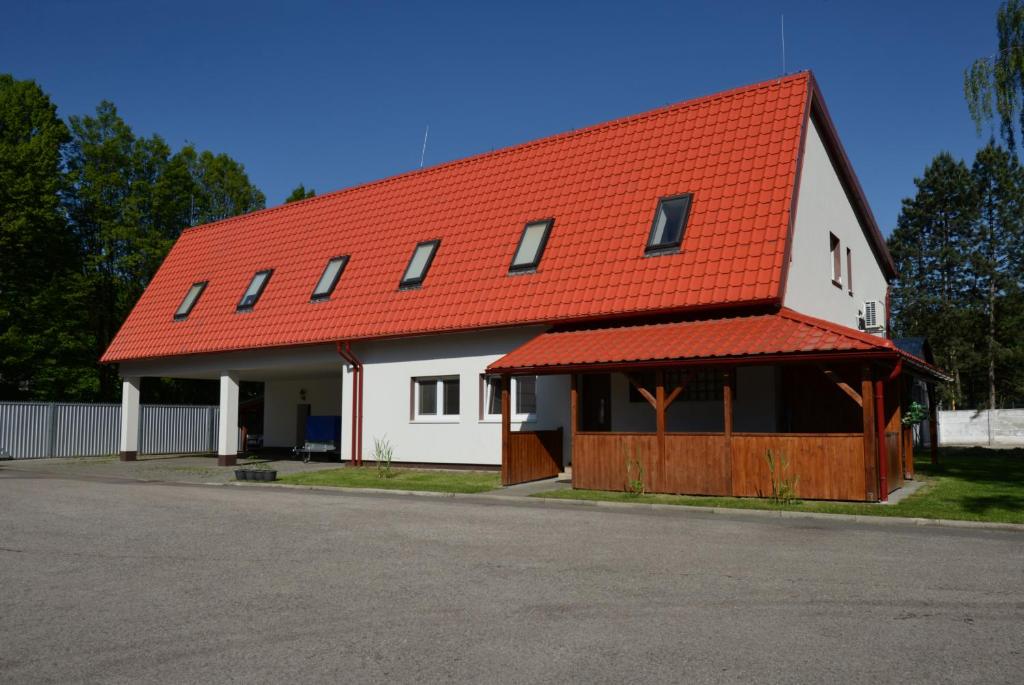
[[500, 374, 511, 486], [927, 382, 939, 465], [861, 364, 878, 501], [723, 367, 735, 496], [570, 374, 578, 488], [655, 370, 666, 492]]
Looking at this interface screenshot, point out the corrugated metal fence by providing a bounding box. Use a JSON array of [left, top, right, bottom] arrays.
[[0, 402, 220, 459]]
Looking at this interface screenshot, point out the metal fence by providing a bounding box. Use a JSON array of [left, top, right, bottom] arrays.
[[0, 402, 220, 459]]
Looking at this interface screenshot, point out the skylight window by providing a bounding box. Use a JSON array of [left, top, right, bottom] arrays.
[[400, 240, 440, 289], [646, 194, 692, 253], [311, 256, 349, 301], [509, 219, 553, 273], [174, 281, 207, 320], [237, 270, 272, 311]]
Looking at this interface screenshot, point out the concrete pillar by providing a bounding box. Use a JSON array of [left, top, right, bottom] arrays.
[[340, 362, 354, 462], [218, 372, 240, 466], [119, 377, 141, 461]]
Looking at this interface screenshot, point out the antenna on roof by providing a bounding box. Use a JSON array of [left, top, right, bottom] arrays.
[[419, 124, 430, 168], [780, 14, 786, 75]]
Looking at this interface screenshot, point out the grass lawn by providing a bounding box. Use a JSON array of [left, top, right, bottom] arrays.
[[278, 466, 501, 494], [534, 447, 1024, 524]]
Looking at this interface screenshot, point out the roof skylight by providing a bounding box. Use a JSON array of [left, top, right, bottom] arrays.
[[509, 219, 553, 273], [400, 240, 440, 289], [646, 194, 692, 254]]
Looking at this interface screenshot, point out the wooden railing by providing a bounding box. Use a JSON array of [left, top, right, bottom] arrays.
[[503, 428, 563, 486], [572, 431, 868, 501]]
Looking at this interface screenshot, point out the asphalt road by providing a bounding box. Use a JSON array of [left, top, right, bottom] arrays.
[[1, 469, 1022, 684]]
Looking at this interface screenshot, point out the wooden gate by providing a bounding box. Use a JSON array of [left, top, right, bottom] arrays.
[[502, 428, 563, 486]]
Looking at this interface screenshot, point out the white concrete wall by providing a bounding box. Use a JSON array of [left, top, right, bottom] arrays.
[[785, 115, 889, 332], [350, 327, 569, 466], [263, 377, 343, 448], [607, 366, 778, 433], [938, 409, 1024, 447]]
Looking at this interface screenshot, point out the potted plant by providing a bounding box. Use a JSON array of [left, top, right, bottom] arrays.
[[235, 457, 277, 482]]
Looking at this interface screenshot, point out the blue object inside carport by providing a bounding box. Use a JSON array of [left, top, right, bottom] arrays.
[[305, 416, 341, 443]]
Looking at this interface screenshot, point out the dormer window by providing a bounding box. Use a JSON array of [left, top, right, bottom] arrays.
[[509, 219, 553, 273], [645, 194, 692, 254], [400, 240, 440, 289], [174, 281, 207, 320], [237, 270, 272, 311], [311, 256, 349, 301]]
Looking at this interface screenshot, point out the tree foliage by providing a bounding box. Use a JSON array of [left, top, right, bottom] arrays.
[[889, 146, 1024, 409], [0, 75, 265, 401], [964, 0, 1024, 150], [285, 183, 316, 203]]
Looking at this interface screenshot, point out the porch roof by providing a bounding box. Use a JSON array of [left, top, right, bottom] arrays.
[[487, 308, 948, 379]]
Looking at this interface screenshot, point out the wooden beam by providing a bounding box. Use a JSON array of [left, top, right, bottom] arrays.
[[656, 369, 666, 493], [627, 373, 657, 408], [723, 367, 735, 496], [861, 364, 878, 501], [723, 369, 734, 438], [927, 382, 939, 466], [500, 374, 511, 486], [663, 369, 693, 410], [818, 365, 862, 407], [570, 374, 578, 488]]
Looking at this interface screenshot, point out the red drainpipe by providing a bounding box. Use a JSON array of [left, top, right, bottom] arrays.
[[874, 358, 903, 502], [336, 342, 363, 465]]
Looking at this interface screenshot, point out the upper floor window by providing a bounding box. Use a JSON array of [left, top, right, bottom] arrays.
[[829, 233, 842, 287], [174, 281, 207, 320], [311, 256, 349, 301], [400, 240, 440, 289], [846, 247, 853, 296], [646, 194, 692, 254], [509, 219, 553, 273], [237, 270, 272, 311]]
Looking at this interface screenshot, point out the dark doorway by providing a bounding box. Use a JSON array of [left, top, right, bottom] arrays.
[[296, 403, 311, 446], [580, 374, 612, 432]]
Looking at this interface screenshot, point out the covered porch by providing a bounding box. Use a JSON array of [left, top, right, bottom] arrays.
[[490, 311, 948, 502]]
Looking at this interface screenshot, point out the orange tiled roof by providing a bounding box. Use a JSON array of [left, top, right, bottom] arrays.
[[487, 309, 903, 373], [104, 73, 816, 363]]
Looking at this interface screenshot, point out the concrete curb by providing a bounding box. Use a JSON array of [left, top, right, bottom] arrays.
[[225, 481, 1024, 532]]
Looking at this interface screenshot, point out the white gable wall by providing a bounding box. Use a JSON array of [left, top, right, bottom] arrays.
[[784, 115, 889, 332]]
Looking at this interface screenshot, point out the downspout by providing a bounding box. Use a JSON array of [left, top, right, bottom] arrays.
[[336, 342, 363, 465], [874, 358, 902, 502]]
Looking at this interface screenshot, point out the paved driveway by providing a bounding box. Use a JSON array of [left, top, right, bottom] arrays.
[[1, 467, 1022, 684]]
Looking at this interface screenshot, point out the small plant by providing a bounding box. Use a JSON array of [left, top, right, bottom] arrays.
[[624, 454, 645, 497], [373, 436, 395, 479], [902, 401, 927, 426], [764, 449, 799, 504]]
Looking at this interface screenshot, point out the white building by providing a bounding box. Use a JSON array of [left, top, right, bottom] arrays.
[[105, 72, 945, 501]]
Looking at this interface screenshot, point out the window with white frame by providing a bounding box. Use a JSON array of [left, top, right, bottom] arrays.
[[481, 374, 537, 420], [829, 232, 842, 287], [413, 376, 460, 420]]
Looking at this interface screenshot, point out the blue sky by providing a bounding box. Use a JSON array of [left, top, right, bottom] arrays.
[[1, 0, 1005, 235]]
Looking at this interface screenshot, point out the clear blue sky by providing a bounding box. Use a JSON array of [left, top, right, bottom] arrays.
[[1, 0, 1004, 235]]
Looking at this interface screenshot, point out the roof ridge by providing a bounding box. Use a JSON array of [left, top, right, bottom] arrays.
[[179, 71, 812, 237]]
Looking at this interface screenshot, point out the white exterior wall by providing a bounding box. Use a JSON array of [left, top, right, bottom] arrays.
[[262, 377, 343, 448], [784, 116, 889, 332], [352, 327, 569, 466], [607, 366, 778, 433]]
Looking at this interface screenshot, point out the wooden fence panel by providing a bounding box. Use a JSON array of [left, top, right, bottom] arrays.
[[573, 433, 658, 492], [662, 434, 730, 495], [731, 434, 866, 501], [503, 429, 563, 486], [886, 432, 902, 492]]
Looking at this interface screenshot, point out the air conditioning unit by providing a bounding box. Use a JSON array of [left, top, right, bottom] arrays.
[[863, 300, 885, 332]]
